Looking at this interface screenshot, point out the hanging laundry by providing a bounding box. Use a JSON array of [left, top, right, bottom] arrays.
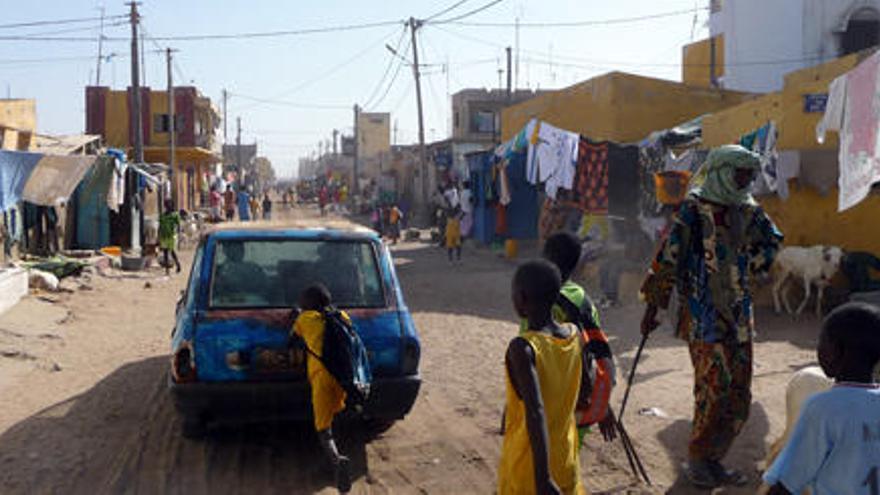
[[573, 137, 609, 214], [817, 50, 880, 211], [0, 151, 41, 211], [498, 163, 512, 206], [105, 149, 129, 213], [526, 121, 579, 189], [607, 143, 640, 219], [638, 136, 666, 217]]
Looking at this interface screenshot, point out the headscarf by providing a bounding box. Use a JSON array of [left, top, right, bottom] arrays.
[[689, 144, 761, 206]]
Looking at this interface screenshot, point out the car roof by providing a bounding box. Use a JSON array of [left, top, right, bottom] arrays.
[[204, 220, 380, 242]]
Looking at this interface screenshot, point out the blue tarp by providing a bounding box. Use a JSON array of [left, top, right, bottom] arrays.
[[467, 151, 495, 245], [0, 150, 41, 211]]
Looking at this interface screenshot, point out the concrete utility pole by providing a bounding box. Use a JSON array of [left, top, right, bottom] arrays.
[[332, 129, 339, 156], [222, 89, 228, 142], [95, 6, 105, 86], [506, 46, 513, 104], [352, 104, 360, 195], [409, 17, 429, 219], [127, 1, 143, 251], [166, 47, 178, 208]]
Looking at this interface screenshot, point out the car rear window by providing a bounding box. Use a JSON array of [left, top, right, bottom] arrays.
[[209, 239, 386, 309]]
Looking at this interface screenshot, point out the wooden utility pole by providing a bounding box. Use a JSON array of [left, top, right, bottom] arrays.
[[127, 1, 143, 251], [236, 117, 243, 181], [166, 47, 178, 208], [352, 104, 360, 195], [95, 6, 105, 86], [409, 17, 429, 218]]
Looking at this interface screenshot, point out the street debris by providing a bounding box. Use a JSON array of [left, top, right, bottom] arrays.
[[28, 270, 59, 292]]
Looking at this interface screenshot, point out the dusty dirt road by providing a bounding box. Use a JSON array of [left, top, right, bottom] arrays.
[[0, 207, 820, 494]]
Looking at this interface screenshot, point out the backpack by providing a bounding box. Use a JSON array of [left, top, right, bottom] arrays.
[[555, 293, 614, 427], [301, 308, 373, 408]]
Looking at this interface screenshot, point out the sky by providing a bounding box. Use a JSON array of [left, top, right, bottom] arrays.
[[0, 0, 710, 177]]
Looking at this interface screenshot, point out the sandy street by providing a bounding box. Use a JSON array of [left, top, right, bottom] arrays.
[[0, 207, 819, 494]]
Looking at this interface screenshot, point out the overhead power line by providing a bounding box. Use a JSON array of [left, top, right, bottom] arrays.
[[228, 92, 350, 110], [438, 7, 710, 27], [129, 19, 404, 41], [0, 15, 125, 30], [362, 25, 408, 109], [429, 0, 507, 24], [425, 0, 471, 22]]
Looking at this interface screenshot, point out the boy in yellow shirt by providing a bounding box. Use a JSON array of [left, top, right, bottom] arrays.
[[445, 206, 463, 264], [498, 260, 589, 495], [292, 284, 352, 493]]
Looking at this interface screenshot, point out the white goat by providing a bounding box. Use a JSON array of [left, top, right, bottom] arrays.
[[772, 245, 844, 317]]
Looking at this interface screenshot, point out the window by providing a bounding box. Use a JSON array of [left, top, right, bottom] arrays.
[[471, 110, 496, 134], [209, 239, 385, 309], [454, 111, 460, 129], [842, 8, 880, 56], [153, 114, 185, 134]]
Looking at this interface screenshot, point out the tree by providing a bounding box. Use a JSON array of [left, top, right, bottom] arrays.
[[248, 156, 276, 191]]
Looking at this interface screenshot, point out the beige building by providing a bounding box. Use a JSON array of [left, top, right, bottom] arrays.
[[356, 112, 391, 182], [0, 99, 36, 151]]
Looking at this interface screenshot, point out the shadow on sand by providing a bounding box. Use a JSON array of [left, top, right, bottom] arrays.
[[0, 356, 374, 494]]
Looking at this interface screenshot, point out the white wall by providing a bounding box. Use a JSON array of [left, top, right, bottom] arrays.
[[710, 0, 805, 92], [803, 0, 880, 61]]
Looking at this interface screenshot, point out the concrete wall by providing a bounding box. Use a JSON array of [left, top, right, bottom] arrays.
[[501, 72, 752, 143], [0, 99, 36, 151], [357, 112, 390, 160], [682, 35, 725, 87], [710, 0, 880, 93]]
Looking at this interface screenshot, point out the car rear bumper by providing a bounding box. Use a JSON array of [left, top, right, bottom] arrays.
[[169, 374, 421, 422]]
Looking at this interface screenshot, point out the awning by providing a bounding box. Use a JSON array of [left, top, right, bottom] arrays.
[[143, 146, 221, 164], [0, 150, 97, 210]]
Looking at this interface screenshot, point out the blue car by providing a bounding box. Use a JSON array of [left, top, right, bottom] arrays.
[[169, 225, 421, 437]]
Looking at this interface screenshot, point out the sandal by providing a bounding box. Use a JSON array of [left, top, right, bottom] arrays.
[[683, 461, 719, 489], [708, 461, 749, 486]]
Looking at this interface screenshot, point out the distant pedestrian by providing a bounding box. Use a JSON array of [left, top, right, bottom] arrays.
[[237, 189, 251, 222], [209, 186, 222, 222], [370, 206, 383, 234], [498, 260, 586, 495], [159, 200, 181, 275], [262, 193, 272, 221], [223, 185, 236, 221], [319, 186, 329, 216], [460, 180, 474, 238], [249, 194, 261, 221], [389, 204, 403, 245], [445, 207, 462, 263], [291, 285, 352, 493]]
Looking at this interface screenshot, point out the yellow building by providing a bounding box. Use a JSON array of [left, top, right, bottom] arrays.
[[0, 99, 36, 151], [85, 86, 221, 212], [701, 51, 880, 254], [501, 72, 752, 143]]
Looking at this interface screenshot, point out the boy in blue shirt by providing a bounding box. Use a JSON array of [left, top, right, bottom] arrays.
[[764, 302, 880, 495]]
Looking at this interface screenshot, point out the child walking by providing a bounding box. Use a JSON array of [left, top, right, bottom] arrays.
[[764, 302, 880, 495], [445, 207, 462, 263], [158, 200, 181, 275], [498, 260, 588, 495], [292, 285, 352, 493]]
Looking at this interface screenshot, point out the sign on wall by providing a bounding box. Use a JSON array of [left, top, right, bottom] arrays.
[[803, 93, 828, 113]]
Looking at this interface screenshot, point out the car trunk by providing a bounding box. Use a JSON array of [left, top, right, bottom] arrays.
[[193, 307, 403, 382]]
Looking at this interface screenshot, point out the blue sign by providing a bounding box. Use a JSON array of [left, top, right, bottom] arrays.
[[804, 93, 828, 113]]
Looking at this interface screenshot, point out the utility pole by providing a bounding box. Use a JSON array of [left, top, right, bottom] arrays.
[[166, 47, 178, 209], [409, 17, 429, 219], [353, 104, 360, 195], [222, 89, 228, 142], [236, 117, 242, 182], [332, 129, 339, 156], [506, 46, 513, 104], [514, 17, 520, 91], [128, 1, 143, 252], [95, 6, 105, 86]]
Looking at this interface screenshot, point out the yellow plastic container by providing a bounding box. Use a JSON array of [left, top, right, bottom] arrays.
[[505, 239, 518, 259]]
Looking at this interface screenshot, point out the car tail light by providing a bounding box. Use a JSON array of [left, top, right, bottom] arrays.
[[401, 339, 420, 375], [172, 344, 197, 383]]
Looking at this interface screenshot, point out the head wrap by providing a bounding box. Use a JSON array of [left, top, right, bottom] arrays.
[[690, 144, 761, 206]]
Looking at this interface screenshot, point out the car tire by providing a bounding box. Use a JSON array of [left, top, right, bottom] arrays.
[[362, 417, 396, 438], [181, 415, 207, 439]]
